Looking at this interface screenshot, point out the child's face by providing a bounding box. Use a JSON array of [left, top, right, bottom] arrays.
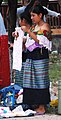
[[19, 18, 26, 27]]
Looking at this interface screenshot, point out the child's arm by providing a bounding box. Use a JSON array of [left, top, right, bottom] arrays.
[[12, 31, 19, 40]]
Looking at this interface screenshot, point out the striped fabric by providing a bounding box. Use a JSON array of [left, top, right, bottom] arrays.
[[23, 58, 50, 89], [15, 62, 25, 87]]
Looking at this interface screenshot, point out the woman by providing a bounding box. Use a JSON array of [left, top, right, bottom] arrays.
[[21, 2, 52, 114]]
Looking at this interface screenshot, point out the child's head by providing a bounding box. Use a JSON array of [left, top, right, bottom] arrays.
[[19, 11, 32, 26]]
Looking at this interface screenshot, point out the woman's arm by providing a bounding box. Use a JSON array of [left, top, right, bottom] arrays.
[[21, 23, 51, 42], [21, 26, 39, 43]]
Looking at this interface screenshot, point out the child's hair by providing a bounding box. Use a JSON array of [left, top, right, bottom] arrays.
[[30, 1, 48, 17], [20, 11, 32, 26]]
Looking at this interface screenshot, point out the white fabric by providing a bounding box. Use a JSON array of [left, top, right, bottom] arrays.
[[17, 6, 26, 15], [37, 35, 52, 51], [0, 106, 36, 117], [0, 13, 6, 35], [25, 34, 52, 51], [13, 27, 24, 71], [25, 34, 35, 47], [43, 6, 60, 22], [12, 105, 36, 116], [43, 6, 60, 17]]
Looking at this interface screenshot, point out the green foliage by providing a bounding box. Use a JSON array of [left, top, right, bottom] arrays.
[[3, 0, 8, 2], [49, 54, 61, 82]]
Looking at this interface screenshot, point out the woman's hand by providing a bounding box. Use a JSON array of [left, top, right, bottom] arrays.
[[21, 26, 38, 43]]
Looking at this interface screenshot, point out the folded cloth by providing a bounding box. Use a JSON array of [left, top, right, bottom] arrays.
[[13, 27, 24, 71]]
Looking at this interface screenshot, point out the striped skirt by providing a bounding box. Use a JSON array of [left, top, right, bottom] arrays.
[[15, 62, 25, 87], [23, 58, 50, 105], [23, 58, 50, 89]]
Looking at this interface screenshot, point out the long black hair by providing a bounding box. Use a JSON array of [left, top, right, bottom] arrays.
[[30, 1, 48, 17], [39, 0, 49, 7], [25, 0, 36, 12]]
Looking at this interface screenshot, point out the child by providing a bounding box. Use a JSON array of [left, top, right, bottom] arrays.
[[12, 11, 32, 86]]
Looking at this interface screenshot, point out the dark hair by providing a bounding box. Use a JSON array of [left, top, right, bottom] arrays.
[[20, 11, 32, 26], [25, 0, 36, 12], [39, 0, 49, 7], [30, 2, 48, 16]]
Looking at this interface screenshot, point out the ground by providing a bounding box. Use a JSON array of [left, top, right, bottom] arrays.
[[1, 114, 61, 120]]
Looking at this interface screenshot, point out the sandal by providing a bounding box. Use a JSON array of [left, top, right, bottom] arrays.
[[34, 105, 46, 115], [35, 111, 45, 115]]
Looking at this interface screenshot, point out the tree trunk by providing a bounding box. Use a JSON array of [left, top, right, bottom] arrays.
[[8, 0, 18, 43]]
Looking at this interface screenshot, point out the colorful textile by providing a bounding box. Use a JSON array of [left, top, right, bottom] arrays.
[[25, 29, 52, 52], [23, 59, 49, 89], [15, 62, 25, 87]]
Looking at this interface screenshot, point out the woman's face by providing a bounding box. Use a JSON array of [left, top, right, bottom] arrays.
[[31, 12, 42, 24]]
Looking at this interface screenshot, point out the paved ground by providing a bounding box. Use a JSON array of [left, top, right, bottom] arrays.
[[1, 114, 61, 120]]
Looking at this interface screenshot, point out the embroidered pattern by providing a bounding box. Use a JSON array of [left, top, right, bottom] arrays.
[[30, 25, 52, 41]]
